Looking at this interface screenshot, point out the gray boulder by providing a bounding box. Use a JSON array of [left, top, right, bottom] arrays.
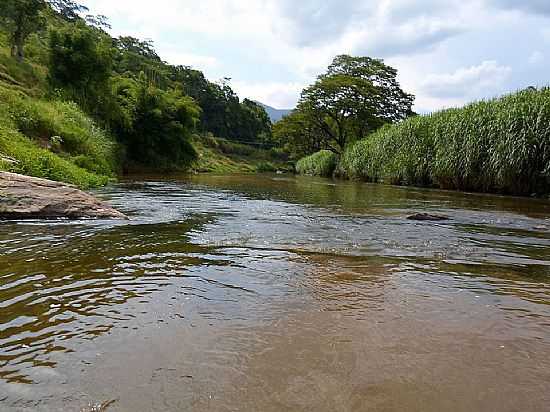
[[0, 172, 127, 220]]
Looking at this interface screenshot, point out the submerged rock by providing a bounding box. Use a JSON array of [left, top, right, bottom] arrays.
[[407, 212, 449, 221], [0, 172, 127, 220]]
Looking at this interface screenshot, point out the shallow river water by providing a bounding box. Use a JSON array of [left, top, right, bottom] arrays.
[[1, 174, 550, 411]]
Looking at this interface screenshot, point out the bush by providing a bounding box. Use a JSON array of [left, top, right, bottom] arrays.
[[296, 150, 338, 177], [338, 88, 550, 196], [217, 139, 256, 156], [115, 81, 199, 169], [256, 161, 277, 173]]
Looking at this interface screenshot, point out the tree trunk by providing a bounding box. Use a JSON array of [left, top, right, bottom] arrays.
[[12, 12, 26, 63], [14, 32, 24, 63]]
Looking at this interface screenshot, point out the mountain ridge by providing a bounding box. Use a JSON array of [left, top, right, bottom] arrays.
[[255, 101, 292, 123]]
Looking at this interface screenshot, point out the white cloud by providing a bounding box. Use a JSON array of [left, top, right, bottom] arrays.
[[529, 50, 544, 65], [161, 51, 219, 71], [420, 61, 512, 99], [231, 81, 303, 109], [84, 0, 550, 111]]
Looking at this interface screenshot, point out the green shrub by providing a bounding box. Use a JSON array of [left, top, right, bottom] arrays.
[[338, 88, 550, 196], [296, 150, 338, 177], [217, 139, 256, 156], [256, 161, 277, 173]]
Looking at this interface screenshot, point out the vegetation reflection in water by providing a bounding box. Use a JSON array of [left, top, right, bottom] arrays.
[[0, 174, 549, 411]]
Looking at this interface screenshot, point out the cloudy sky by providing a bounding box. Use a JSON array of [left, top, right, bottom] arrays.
[[86, 0, 550, 112]]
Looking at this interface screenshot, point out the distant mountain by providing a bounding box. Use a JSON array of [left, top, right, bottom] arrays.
[[255, 101, 292, 123]]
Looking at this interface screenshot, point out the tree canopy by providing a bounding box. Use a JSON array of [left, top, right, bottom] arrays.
[[48, 22, 113, 116], [38, 1, 272, 169], [0, 0, 46, 61], [275, 55, 414, 156]]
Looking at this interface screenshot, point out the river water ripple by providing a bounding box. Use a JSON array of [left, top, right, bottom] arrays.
[[1, 174, 549, 411]]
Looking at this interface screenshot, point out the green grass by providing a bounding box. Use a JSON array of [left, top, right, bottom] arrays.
[[0, 126, 109, 188], [0, 85, 118, 188], [0, 38, 47, 96], [338, 88, 550, 196], [0, 34, 117, 188], [296, 150, 338, 177], [191, 135, 291, 174]]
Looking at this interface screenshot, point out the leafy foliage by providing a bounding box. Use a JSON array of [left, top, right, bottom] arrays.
[[47, 0, 88, 21], [0, 85, 115, 187], [273, 110, 325, 159], [296, 150, 338, 177], [48, 22, 113, 117], [0, 0, 47, 62], [114, 77, 200, 168], [173, 69, 272, 143], [339, 87, 550, 196], [276, 55, 414, 155]]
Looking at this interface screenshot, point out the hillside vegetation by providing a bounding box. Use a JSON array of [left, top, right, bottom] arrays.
[[0, 0, 274, 187], [0, 39, 117, 187], [191, 135, 290, 174]]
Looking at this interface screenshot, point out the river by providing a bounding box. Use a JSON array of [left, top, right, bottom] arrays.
[[1, 174, 549, 411]]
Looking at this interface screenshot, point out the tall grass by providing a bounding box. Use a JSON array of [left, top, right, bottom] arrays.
[[339, 88, 550, 196], [0, 126, 109, 188], [0, 85, 118, 187], [296, 150, 338, 177]]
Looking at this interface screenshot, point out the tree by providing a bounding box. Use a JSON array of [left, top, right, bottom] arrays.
[[239, 99, 272, 144], [273, 110, 324, 159], [174, 68, 271, 143], [48, 22, 114, 115], [0, 0, 46, 62], [116, 77, 200, 168], [47, 0, 88, 21], [295, 55, 414, 153]]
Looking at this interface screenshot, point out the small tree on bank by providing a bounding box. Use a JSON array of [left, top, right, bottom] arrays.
[[0, 0, 46, 62]]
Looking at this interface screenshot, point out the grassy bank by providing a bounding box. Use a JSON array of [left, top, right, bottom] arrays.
[[296, 150, 338, 177], [0, 36, 119, 188], [337, 88, 550, 196], [191, 135, 291, 174], [0, 84, 119, 188]]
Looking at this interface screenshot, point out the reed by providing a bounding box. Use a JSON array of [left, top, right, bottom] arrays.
[[296, 150, 338, 177], [339, 88, 550, 196]]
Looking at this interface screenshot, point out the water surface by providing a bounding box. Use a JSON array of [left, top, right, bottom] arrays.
[[1, 174, 549, 411]]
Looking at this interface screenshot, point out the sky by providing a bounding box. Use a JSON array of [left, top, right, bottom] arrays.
[[86, 0, 550, 112]]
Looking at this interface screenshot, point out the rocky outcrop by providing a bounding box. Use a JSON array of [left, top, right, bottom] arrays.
[[0, 172, 127, 220]]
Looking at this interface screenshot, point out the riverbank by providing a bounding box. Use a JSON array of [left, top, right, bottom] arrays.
[[189, 135, 291, 174], [0, 84, 117, 188], [336, 88, 550, 197]]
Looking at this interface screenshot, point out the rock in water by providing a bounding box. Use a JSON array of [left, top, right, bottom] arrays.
[[0, 172, 127, 220], [407, 212, 449, 221]]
